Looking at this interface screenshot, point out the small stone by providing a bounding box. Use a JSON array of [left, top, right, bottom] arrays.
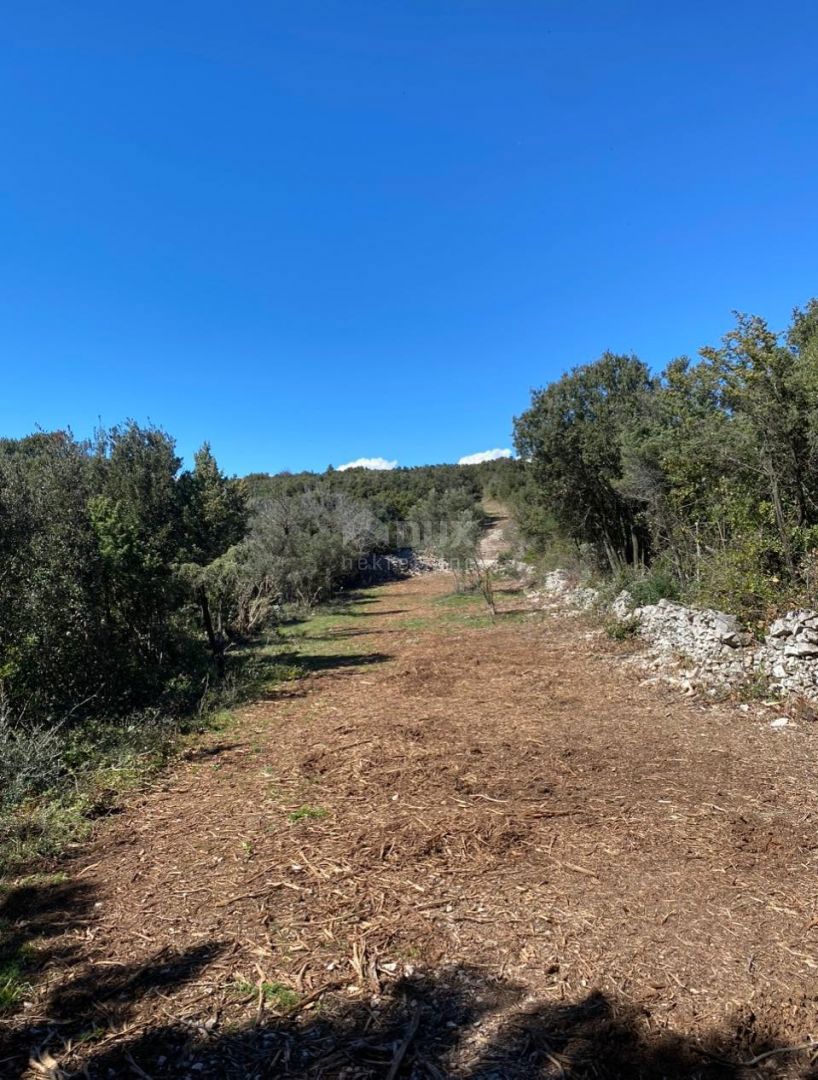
[[770, 717, 790, 728]]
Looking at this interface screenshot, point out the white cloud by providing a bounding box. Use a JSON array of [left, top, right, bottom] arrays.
[[457, 448, 513, 466], [336, 456, 398, 471]]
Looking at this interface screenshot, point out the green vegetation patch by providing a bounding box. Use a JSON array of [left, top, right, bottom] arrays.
[[233, 978, 300, 1010], [0, 930, 39, 1013], [432, 590, 483, 608], [288, 804, 328, 823], [604, 617, 640, 641], [0, 956, 30, 1012]]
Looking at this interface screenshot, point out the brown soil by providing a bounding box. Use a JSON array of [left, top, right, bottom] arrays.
[[3, 575, 818, 1078]]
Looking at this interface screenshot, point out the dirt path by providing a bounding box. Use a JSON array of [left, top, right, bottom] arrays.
[[478, 503, 512, 563], [4, 575, 818, 1078]]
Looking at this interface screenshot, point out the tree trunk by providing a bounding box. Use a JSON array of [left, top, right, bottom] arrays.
[[765, 456, 796, 574], [197, 584, 224, 678]]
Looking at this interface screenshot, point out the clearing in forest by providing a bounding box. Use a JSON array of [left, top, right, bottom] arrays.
[[2, 574, 818, 1078]]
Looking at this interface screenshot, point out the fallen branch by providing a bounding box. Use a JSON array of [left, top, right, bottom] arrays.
[[743, 1039, 815, 1067], [216, 880, 303, 907]]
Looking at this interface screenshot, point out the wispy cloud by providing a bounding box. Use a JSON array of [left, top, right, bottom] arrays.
[[336, 456, 398, 471], [457, 448, 513, 465]]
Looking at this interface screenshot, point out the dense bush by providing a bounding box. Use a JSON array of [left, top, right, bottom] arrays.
[[233, 489, 382, 617], [0, 705, 67, 814], [0, 424, 246, 722], [513, 299, 818, 623]]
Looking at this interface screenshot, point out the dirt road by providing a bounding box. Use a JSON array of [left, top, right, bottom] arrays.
[[3, 575, 818, 1077]]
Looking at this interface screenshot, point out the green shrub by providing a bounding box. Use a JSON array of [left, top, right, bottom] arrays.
[[688, 541, 799, 632], [604, 617, 640, 641], [0, 710, 68, 813], [625, 567, 680, 607]]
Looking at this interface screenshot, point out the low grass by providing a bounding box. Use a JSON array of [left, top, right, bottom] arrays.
[[432, 590, 483, 608], [233, 978, 300, 1010], [0, 953, 31, 1012], [401, 590, 527, 633], [288, 804, 328, 824], [0, 719, 181, 875], [0, 909, 44, 1013]]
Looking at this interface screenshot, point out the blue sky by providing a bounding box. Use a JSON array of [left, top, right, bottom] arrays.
[[2, 2, 817, 475]]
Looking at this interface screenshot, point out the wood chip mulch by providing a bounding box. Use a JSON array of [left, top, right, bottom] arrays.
[[3, 574, 818, 1078]]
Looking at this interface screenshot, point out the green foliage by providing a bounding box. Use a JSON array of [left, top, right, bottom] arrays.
[[0, 423, 252, 871], [615, 565, 680, 608], [0, 423, 246, 721], [244, 462, 486, 526], [514, 353, 654, 570], [514, 300, 818, 623]]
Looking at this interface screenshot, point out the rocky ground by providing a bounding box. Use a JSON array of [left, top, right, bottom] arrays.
[[2, 575, 818, 1078]]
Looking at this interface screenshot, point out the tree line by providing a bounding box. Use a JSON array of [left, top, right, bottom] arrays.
[[0, 429, 500, 862], [0, 432, 498, 729], [0, 425, 246, 722], [511, 299, 818, 625]]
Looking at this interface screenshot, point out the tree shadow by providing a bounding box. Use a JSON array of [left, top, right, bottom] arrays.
[[45, 942, 224, 1025], [9, 957, 814, 1078], [0, 876, 96, 976], [299, 628, 405, 642], [347, 608, 408, 617], [265, 650, 392, 676], [0, 878, 89, 1059], [0, 875, 225, 1075], [181, 742, 243, 763]]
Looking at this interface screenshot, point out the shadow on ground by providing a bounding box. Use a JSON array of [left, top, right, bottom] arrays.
[[229, 644, 393, 703], [76, 976, 816, 1078], [1, 885, 813, 1080], [270, 650, 392, 676], [327, 607, 408, 618]]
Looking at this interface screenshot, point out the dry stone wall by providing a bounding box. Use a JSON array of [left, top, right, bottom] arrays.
[[529, 572, 818, 702], [760, 612, 818, 697]]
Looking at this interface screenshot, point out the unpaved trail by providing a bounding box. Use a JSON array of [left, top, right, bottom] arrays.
[[475, 514, 507, 565], [4, 575, 818, 1078]]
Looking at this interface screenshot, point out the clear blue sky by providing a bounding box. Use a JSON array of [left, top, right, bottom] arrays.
[[2, 2, 817, 475]]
